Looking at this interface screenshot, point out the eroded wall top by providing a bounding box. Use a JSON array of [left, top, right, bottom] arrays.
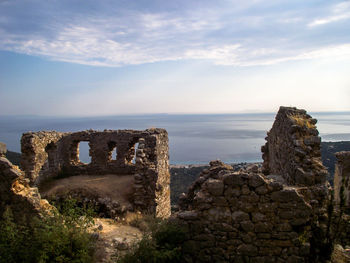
[[262, 106, 328, 186]]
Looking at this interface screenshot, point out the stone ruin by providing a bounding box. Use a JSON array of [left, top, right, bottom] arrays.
[[334, 151, 350, 208], [20, 129, 171, 218], [0, 142, 52, 221], [261, 106, 328, 186], [0, 106, 346, 262], [176, 107, 330, 262]]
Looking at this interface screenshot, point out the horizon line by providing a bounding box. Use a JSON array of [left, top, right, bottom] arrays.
[[1, 110, 350, 119]]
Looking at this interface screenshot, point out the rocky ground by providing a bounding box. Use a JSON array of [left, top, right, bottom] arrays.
[[92, 218, 143, 263]]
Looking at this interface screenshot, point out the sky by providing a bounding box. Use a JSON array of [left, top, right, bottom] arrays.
[[0, 0, 349, 116]]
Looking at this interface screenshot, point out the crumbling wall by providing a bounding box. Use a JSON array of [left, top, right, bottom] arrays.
[[21, 131, 64, 184], [334, 151, 350, 207], [0, 142, 52, 221], [20, 129, 170, 218], [177, 161, 329, 262], [176, 107, 330, 262], [262, 106, 328, 186], [0, 142, 6, 157]]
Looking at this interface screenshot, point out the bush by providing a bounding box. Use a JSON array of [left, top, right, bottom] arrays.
[[0, 199, 96, 263], [118, 218, 187, 263]]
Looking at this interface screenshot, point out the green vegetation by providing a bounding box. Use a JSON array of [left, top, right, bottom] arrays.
[[118, 217, 187, 263], [0, 198, 96, 263]]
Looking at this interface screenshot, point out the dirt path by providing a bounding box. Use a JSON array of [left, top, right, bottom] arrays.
[[92, 218, 143, 263]]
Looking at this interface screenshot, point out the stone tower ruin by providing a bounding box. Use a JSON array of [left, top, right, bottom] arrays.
[[20, 129, 171, 218]]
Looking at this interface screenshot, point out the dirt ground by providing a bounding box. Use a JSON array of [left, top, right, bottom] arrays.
[[40, 174, 134, 206], [92, 218, 143, 263]]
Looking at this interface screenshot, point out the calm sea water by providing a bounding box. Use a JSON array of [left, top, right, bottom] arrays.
[[0, 112, 349, 164]]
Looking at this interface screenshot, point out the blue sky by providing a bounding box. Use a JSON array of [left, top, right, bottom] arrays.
[[0, 0, 349, 116]]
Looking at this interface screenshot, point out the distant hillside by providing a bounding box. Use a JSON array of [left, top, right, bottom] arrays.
[[170, 165, 208, 205], [321, 141, 350, 184], [5, 150, 21, 167]]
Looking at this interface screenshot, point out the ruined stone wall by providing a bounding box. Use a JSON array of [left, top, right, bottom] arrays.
[[334, 151, 350, 207], [262, 106, 328, 186], [20, 129, 170, 218], [177, 161, 329, 262], [0, 142, 6, 157], [0, 142, 52, 221], [21, 131, 65, 183], [176, 107, 330, 262]]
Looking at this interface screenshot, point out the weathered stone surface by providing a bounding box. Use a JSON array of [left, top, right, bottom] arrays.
[[0, 142, 6, 157], [334, 151, 350, 207], [205, 179, 224, 196], [232, 211, 250, 222], [178, 211, 199, 220], [262, 106, 327, 186], [271, 189, 301, 202], [0, 156, 53, 221], [223, 173, 244, 186]]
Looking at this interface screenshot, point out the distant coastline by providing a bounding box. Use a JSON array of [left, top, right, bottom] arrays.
[[1, 112, 349, 164]]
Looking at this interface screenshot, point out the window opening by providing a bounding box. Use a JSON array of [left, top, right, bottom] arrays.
[[132, 142, 140, 164], [78, 141, 91, 164]]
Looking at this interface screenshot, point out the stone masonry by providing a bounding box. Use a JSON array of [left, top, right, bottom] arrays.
[[20, 129, 170, 218], [0, 142, 52, 221], [333, 151, 350, 208], [262, 106, 328, 186], [176, 107, 330, 262], [0, 142, 6, 157]]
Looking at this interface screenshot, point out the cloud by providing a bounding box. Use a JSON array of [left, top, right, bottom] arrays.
[[0, 1, 350, 67], [308, 1, 350, 27]]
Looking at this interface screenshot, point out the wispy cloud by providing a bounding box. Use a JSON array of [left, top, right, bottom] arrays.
[[308, 1, 350, 27], [0, 0, 350, 67]]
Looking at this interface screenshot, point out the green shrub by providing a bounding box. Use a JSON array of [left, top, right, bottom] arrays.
[[0, 207, 31, 263], [118, 219, 187, 263], [0, 199, 96, 263]]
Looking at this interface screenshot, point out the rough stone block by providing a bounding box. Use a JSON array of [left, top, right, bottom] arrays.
[[271, 189, 300, 203], [232, 211, 249, 222], [205, 179, 224, 196]]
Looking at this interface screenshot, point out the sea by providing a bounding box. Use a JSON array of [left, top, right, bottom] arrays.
[[0, 112, 349, 164]]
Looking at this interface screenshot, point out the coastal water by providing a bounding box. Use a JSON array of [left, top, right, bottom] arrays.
[[0, 112, 349, 164]]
